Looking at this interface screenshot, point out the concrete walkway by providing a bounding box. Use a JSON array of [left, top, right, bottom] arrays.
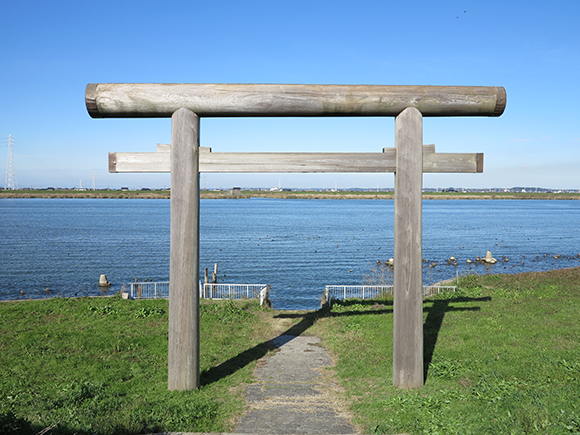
[[234, 334, 358, 434]]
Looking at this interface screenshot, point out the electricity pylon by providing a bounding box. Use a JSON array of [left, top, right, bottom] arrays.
[[5, 134, 18, 190]]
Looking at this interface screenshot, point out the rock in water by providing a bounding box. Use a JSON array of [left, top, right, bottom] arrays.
[[484, 250, 497, 264], [99, 274, 111, 286]]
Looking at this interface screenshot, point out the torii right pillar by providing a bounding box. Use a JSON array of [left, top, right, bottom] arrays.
[[393, 107, 424, 388]]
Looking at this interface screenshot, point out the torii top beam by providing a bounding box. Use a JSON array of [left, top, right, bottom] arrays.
[[86, 84, 506, 118]]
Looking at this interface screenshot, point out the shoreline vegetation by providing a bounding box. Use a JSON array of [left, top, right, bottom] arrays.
[[1, 267, 579, 434], [1, 189, 580, 200]]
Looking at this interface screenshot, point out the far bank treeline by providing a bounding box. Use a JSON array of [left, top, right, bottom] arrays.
[[1, 189, 580, 200]]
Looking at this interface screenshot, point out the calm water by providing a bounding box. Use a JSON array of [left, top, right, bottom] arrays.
[[1, 198, 579, 309]]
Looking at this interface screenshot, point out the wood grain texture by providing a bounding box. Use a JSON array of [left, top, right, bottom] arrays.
[[168, 108, 200, 391], [109, 149, 482, 173], [393, 107, 424, 389], [384, 144, 435, 154], [86, 83, 506, 118], [157, 143, 211, 153], [108, 152, 116, 173], [156, 143, 171, 152], [422, 152, 483, 173], [477, 153, 484, 173]]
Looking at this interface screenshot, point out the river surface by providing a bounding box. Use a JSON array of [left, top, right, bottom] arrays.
[[1, 198, 579, 309]]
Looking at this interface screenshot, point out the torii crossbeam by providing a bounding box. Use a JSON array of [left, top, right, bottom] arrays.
[[87, 83, 506, 391], [109, 143, 483, 174]]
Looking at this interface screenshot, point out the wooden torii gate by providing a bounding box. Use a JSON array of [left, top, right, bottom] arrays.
[[86, 83, 506, 390]]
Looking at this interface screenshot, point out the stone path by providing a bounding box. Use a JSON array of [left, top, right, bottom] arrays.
[[234, 334, 358, 434]]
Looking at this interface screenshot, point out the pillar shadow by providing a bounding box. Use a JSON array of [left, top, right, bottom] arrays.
[[200, 310, 320, 386], [423, 296, 491, 381], [201, 302, 392, 386], [201, 296, 489, 386]]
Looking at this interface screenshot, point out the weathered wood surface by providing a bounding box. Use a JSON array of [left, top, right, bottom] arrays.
[[168, 108, 200, 391], [86, 83, 506, 118], [423, 151, 483, 173], [109, 147, 483, 173], [157, 143, 171, 152], [393, 107, 424, 389], [384, 143, 435, 154]]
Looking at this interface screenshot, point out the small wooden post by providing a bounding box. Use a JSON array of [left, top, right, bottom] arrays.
[[393, 107, 424, 389], [168, 108, 200, 390], [212, 263, 218, 283]]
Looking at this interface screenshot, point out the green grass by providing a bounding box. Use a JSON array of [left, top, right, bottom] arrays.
[[0, 296, 275, 435], [311, 267, 580, 434], [3, 268, 580, 434]]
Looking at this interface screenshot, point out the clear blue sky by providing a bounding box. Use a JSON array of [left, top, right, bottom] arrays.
[[1, 0, 579, 190]]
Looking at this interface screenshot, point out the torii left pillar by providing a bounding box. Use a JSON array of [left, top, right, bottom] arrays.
[[168, 108, 200, 390], [393, 107, 423, 388]]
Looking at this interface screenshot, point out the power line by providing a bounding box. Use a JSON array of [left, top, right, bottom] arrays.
[[9, 137, 82, 187]]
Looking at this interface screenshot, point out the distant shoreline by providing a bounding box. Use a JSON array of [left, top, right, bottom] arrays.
[[1, 189, 579, 200]]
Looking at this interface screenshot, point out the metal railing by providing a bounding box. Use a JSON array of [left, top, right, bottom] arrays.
[[323, 284, 457, 307], [325, 285, 394, 301], [423, 285, 457, 298], [130, 281, 169, 299], [128, 281, 270, 305], [201, 283, 270, 300]]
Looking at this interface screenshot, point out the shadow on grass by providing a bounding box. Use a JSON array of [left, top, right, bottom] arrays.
[[201, 310, 320, 386], [423, 296, 491, 381], [0, 412, 50, 435], [276, 300, 394, 318], [201, 296, 491, 386], [0, 412, 121, 435]]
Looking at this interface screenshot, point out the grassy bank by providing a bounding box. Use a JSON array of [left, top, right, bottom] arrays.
[[0, 189, 171, 199], [219, 190, 580, 201], [2, 268, 580, 434], [1, 189, 579, 200], [311, 267, 580, 434], [0, 297, 281, 435]]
